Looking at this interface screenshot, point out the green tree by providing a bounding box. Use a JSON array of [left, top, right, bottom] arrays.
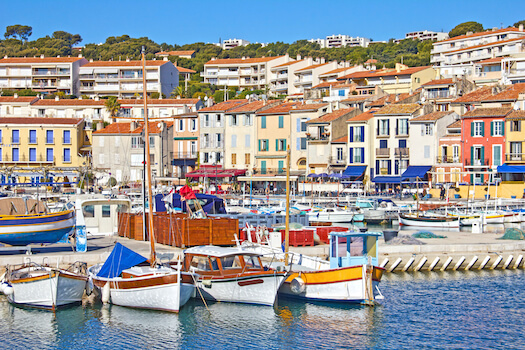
[[514, 20, 525, 28], [4, 25, 32, 41], [52, 31, 82, 46], [449, 21, 484, 38], [104, 97, 120, 120]]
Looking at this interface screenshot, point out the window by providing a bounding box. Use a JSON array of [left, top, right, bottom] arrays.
[[378, 119, 389, 136], [301, 119, 307, 132], [510, 142, 522, 160], [231, 115, 238, 126], [278, 116, 284, 128], [178, 119, 185, 132], [300, 137, 307, 150], [204, 152, 209, 163], [244, 115, 253, 126], [204, 114, 210, 127], [63, 148, 71, 162], [259, 139, 269, 151], [453, 145, 460, 162], [102, 205, 111, 218], [83, 205, 95, 218], [220, 256, 241, 270], [245, 134, 251, 147], [338, 89, 345, 96], [216, 114, 222, 127], [46, 148, 53, 162], [491, 121, 504, 136], [231, 153, 237, 165], [353, 147, 364, 163], [261, 116, 266, 129], [29, 130, 37, 144], [277, 139, 287, 151], [511, 120, 521, 132], [11, 130, 19, 144], [149, 136, 155, 148], [12, 148, 19, 161], [231, 134, 237, 147], [122, 108, 131, 117], [131, 136, 144, 149], [424, 145, 430, 158], [472, 121, 484, 137], [353, 126, 364, 142], [190, 119, 197, 131], [493, 145, 502, 166], [337, 147, 344, 161], [245, 153, 250, 165], [130, 154, 143, 166], [46, 130, 54, 144], [29, 148, 36, 162], [63, 130, 71, 144], [278, 160, 284, 173], [397, 119, 408, 135], [422, 124, 433, 136]]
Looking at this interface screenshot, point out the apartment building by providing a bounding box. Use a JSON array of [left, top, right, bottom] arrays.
[[294, 60, 346, 94], [30, 98, 107, 126], [0, 56, 88, 96], [504, 110, 525, 167], [117, 98, 204, 120], [436, 120, 463, 183], [202, 56, 288, 90], [337, 64, 437, 95], [0, 95, 39, 117], [308, 35, 370, 48], [421, 77, 475, 111], [431, 26, 525, 78], [269, 56, 310, 96], [78, 59, 179, 99], [92, 121, 173, 183], [155, 50, 196, 59], [346, 110, 378, 188], [0, 117, 90, 183], [404, 30, 448, 41], [502, 54, 525, 85], [172, 113, 199, 179], [197, 100, 247, 167], [215, 39, 251, 50]]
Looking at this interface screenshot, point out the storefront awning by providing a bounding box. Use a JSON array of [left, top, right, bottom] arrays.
[[372, 176, 401, 184], [186, 168, 246, 178], [342, 165, 367, 178], [237, 175, 298, 182], [401, 166, 432, 180], [497, 164, 525, 173]]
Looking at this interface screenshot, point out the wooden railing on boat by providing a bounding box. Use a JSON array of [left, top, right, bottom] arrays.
[[117, 212, 239, 247]]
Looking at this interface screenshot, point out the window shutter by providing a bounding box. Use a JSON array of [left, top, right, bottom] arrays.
[[395, 160, 399, 175], [349, 127, 354, 142], [284, 139, 287, 150], [387, 160, 391, 175], [361, 126, 365, 142], [297, 118, 301, 132], [481, 146, 485, 165], [421, 124, 425, 136], [480, 121, 485, 136], [470, 146, 474, 166], [232, 135, 237, 148], [261, 116, 266, 128], [266, 139, 269, 151], [490, 121, 494, 136], [349, 148, 353, 163], [387, 120, 390, 135], [258, 140, 261, 152], [377, 120, 379, 135], [375, 160, 380, 175], [501, 121, 505, 136], [279, 116, 284, 128], [471, 122, 474, 136], [296, 138, 301, 150], [519, 121, 522, 132], [361, 148, 364, 163], [275, 139, 279, 151]]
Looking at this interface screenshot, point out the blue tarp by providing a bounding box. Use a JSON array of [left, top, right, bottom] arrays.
[[342, 166, 367, 178], [96, 243, 148, 278], [497, 164, 525, 173], [401, 166, 432, 180], [163, 193, 226, 214], [372, 176, 401, 183]]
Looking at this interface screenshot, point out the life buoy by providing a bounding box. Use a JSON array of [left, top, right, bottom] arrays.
[[290, 277, 306, 294], [265, 187, 270, 196]]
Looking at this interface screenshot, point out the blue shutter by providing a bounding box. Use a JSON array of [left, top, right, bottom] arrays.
[[349, 127, 354, 142], [470, 146, 474, 167], [361, 148, 364, 163], [387, 120, 390, 135], [375, 160, 380, 175], [395, 160, 399, 175], [296, 137, 301, 150], [387, 160, 391, 175], [349, 148, 354, 163], [296, 118, 301, 132], [361, 126, 365, 142]]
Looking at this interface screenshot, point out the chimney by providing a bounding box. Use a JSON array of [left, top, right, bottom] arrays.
[[453, 75, 457, 83], [520, 24, 524, 32], [177, 95, 181, 99], [163, 57, 168, 61], [242, 56, 246, 60], [57, 55, 60, 58], [40, 54, 45, 59], [78, 95, 82, 100], [90, 59, 94, 62], [320, 57, 325, 64], [307, 57, 313, 65], [55, 95, 59, 101], [126, 57, 130, 62], [297, 54, 302, 60], [96, 122, 104, 131], [13, 93, 18, 98], [94, 95, 100, 101], [466, 31, 473, 36]]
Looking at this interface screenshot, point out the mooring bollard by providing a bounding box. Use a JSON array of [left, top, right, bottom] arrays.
[[503, 255, 513, 269], [453, 256, 466, 271], [428, 257, 440, 271], [402, 257, 415, 272], [388, 258, 402, 272], [414, 257, 427, 272], [514, 255, 523, 269], [465, 256, 478, 270], [441, 257, 453, 271], [380, 258, 389, 268], [491, 255, 503, 270], [479, 256, 491, 270]]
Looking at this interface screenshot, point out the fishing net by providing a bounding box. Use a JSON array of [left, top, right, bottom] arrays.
[[412, 231, 447, 239], [498, 228, 525, 240], [273, 222, 304, 231], [386, 235, 425, 245]]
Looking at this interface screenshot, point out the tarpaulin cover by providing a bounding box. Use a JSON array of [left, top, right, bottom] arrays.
[[96, 243, 147, 278], [163, 193, 226, 214]]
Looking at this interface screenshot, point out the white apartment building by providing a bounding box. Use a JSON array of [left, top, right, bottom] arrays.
[[502, 54, 525, 84], [0, 56, 88, 96], [202, 55, 288, 90], [30, 97, 107, 126], [269, 55, 313, 96], [404, 30, 448, 41], [294, 60, 351, 93], [0, 95, 39, 117], [78, 59, 179, 99], [308, 35, 370, 48], [431, 26, 525, 78], [215, 38, 251, 50], [117, 98, 204, 120]]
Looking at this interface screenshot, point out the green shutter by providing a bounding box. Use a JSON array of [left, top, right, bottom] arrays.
[[266, 139, 269, 151], [471, 122, 474, 136], [278, 116, 284, 128], [490, 121, 494, 136], [284, 139, 287, 150], [278, 160, 284, 172], [258, 140, 261, 151], [501, 121, 505, 136], [481, 146, 485, 165], [275, 139, 279, 151], [261, 116, 266, 129], [480, 121, 485, 136]]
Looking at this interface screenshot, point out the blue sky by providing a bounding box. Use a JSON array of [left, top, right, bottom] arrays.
[[3, 0, 525, 46]]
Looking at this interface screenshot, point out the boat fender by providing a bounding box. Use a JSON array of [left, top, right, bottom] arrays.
[[0, 281, 7, 294], [201, 280, 212, 288], [2, 283, 14, 296], [86, 277, 94, 296], [290, 277, 305, 294], [101, 282, 111, 304]]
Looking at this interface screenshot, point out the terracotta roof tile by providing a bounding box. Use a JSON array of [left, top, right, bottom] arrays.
[[506, 110, 525, 120], [438, 27, 524, 43], [290, 103, 329, 112], [205, 56, 284, 65], [347, 110, 378, 122], [422, 78, 455, 86], [447, 120, 462, 128], [410, 111, 454, 122], [33, 99, 105, 106], [0, 57, 85, 64], [295, 63, 330, 72], [0, 96, 39, 103], [93, 121, 173, 134], [272, 60, 304, 68], [483, 83, 525, 102], [478, 57, 504, 65], [338, 66, 432, 80], [228, 101, 278, 113], [368, 93, 414, 107], [0, 117, 82, 125], [462, 107, 513, 118], [332, 135, 347, 143], [318, 66, 357, 76], [311, 81, 340, 89], [306, 108, 356, 123], [341, 96, 371, 103], [175, 66, 196, 73], [375, 103, 421, 115], [119, 98, 200, 105], [451, 86, 494, 104], [198, 100, 247, 112], [256, 102, 302, 115], [155, 50, 195, 56], [446, 37, 525, 54], [82, 60, 169, 67]]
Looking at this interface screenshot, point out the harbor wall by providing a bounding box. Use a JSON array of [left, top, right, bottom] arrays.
[[428, 183, 525, 200]]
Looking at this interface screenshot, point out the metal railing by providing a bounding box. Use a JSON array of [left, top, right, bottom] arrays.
[[328, 156, 346, 164], [0, 154, 55, 163], [436, 156, 461, 163], [464, 158, 489, 166], [376, 148, 390, 157], [254, 168, 285, 175], [395, 148, 409, 157], [506, 153, 525, 161], [174, 152, 198, 159]]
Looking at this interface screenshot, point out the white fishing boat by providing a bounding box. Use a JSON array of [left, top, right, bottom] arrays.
[[398, 213, 460, 228], [183, 246, 286, 306], [1, 261, 88, 310], [307, 206, 354, 223]]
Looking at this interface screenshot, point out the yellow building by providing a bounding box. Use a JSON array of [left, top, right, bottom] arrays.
[[0, 117, 90, 184]]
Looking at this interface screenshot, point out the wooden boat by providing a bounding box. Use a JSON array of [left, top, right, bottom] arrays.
[[87, 48, 194, 313], [277, 231, 384, 304], [0, 197, 75, 246], [398, 213, 460, 228], [0, 261, 87, 310], [183, 246, 287, 306], [307, 207, 354, 223]]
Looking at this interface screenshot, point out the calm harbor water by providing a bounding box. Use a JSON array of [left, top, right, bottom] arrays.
[[1, 270, 524, 349]]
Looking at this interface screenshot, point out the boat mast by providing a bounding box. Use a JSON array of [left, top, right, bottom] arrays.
[[284, 145, 290, 266], [141, 46, 156, 265]]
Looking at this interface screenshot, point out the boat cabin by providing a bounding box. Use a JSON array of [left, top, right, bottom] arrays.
[[329, 231, 381, 269], [183, 246, 266, 277], [74, 195, 131, 236]]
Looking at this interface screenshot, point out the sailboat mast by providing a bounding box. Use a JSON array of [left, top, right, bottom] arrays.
[[141, 46, 156, 265], [284, 145, 290, 266]]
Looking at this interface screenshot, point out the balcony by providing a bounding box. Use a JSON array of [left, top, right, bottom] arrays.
[[376, 148, 390, 157], [328, 156, 347, 165], [394, 148, 409, 157], [32, 70, 70, 76], [174, 152, 198, 159], [306, 133, 330, 141], [506, 153, 525, 162], [427, 90, 450, 99], [464, 158, 489, 166], [0, 154, 54, 163], [253, 168, 286, 175], [437, 156, 461, 164]]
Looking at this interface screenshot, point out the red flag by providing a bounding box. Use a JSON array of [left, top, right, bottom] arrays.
[[179, 185, 196, 200]]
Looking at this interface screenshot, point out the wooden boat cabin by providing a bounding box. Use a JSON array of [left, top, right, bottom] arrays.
[[329, 231, 381, 269]]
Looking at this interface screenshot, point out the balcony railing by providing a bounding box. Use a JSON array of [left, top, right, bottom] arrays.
[[376, 129, 389, 137], [306, 133, 330, 141], [436, 156, 461, 163], [505, 153, 525, 161], [0, 155, 54, 163], [376, 148, 390, 157], [174, 152, 198, 159], [328, 156, 346, 164], [254, 168, 285, 175], [464, 158, 489, 166], [395, 148, 409, 157], [428, 91, 450, 99]]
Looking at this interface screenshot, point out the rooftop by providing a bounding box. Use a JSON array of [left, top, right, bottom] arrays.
[[33, 99, 104, 106], [205, 56, 284, 65], [451, 85, 494, 104], [0, 57, 85, 64], [198, 100, 247, 112], [505, 110, 525, 120], [483, 83, 525, 102], [421, 78, 455, 87], [93, 121, 173, 135], [347, 110, 378, 122], [331, 135, 347, 143], [410, 111, 454, 122], [375, 103, 421, 115], [82, 60, 169, 67], [256, 102, 302, 115], [0, 96, 39, 103], [306, 107, 356, 123], [228, 100, 277, 113], [119, 98, 200, 105], [462, 107, 513, 118], [447, 120, 462, 128], [155, 50, 195, 56], [0, 117, 82, 125], [338, 66, 432, 80], [437, 27, 524, 43]]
